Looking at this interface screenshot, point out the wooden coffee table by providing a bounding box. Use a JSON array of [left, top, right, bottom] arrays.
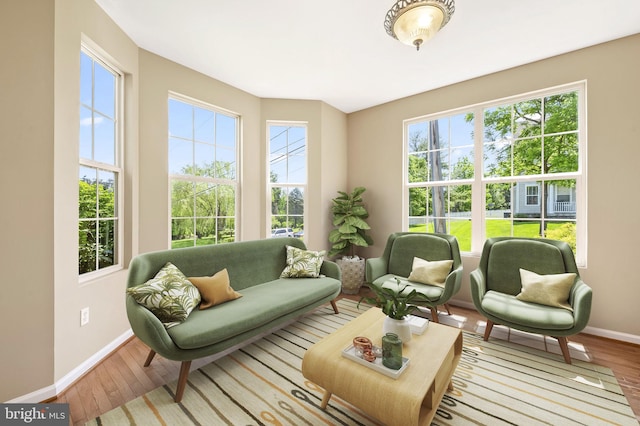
[[302, 307, 462, 426]]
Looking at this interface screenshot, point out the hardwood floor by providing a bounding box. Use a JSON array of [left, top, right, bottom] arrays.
[[54, 293, 640, 425]]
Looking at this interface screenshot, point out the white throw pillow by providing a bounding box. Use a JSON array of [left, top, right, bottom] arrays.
[[407, 257, 453, 287], [516, 268, 576, 311]]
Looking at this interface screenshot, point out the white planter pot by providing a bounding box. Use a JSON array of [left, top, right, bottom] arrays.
[[337, 256, 365, 294], [382, 316, 412, 343]]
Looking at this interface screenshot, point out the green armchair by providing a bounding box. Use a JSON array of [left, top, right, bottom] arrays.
[[366, 232, 463, 322], [470, 237, 592, 364]]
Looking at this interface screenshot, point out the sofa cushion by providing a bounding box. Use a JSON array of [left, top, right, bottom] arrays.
[[280, 245, 325, 278], [167, 277, 340, 350], [407, 257, 453, 287], [188, 268, 242, 310], [127, 262, 201, 328], [516, 268, 575, 311], [375, 274, 444, 300], [481, 290, 575, 331]]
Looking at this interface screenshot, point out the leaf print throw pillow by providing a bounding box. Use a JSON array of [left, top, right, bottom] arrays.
[[280, 245, 325, 278], [127, 262, 201, 328]]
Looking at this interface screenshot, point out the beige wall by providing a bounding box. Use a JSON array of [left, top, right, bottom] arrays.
[[53, 0, 139, 387], [348, 33, 640, 338], [0, 0, 55, 401]]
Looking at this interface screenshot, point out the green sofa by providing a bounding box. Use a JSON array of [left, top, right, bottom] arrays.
[[126, 237, 341, 402]]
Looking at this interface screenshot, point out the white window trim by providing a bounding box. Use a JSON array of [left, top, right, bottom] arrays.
[[266, 121, 308, 240], [525, 184, 540, 206], [402, 81, 587, 266], [167, 92, 241, 249], [79, 44, 124, 283]]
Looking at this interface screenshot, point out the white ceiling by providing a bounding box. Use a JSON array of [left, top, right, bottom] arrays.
[[95, 0, 640, 113]]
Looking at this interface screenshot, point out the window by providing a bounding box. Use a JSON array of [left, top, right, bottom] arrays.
[[525, 185, 539, 206], [78, 48, 122, 276], [168, 96, 238, 249], [268, 123, 306, 238], [405, 83, 585, 263]]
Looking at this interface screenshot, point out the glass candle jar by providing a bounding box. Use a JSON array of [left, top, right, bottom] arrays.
[[382, 332, 403, 370]]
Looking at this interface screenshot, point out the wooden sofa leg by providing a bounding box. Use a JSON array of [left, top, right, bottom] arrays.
[[174, 360, 192, 403], [144, 349, 156, 367], [484, 320, 494, 341], [430, 307, 439, 323], [330, 299, 339, 314], [557, 337, 572, 364]]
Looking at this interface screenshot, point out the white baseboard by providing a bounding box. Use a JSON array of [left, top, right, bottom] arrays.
[[448, 299, 640, 345], [6, 329, 133, 404]]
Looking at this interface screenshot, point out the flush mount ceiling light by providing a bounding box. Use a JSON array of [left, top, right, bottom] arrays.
[[384, 0, 455, 51]]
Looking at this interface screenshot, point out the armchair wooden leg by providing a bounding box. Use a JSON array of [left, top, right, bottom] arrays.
[[430, 307, 439, 323], [444, 303, 452, 315], [330, 299, 339, 314], [557, 337, 572, 364], [483, 320, 494, 341], [144, 349, 156, 367], [174, 360, 192, 403]]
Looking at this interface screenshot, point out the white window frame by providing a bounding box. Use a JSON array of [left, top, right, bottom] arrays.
[[266, 121, 308, 239], [525, 184, 540, 206], [403, 82, 587, 266], [79, 44, 124, 282], [167, 93, 240, 249]]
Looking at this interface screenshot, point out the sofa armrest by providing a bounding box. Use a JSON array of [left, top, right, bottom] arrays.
[[320, 259, 341, 281], [469, 268, 487, 311], [126, 296, 181, 359], [440, 265, 463, 300], [569, 278, 592, 333], [366, 257, 387, 283]]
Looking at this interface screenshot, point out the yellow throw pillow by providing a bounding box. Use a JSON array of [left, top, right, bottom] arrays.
[[516, 268, 576, 311], [407, 257, 453, 287], [188, 268, 242, 310]]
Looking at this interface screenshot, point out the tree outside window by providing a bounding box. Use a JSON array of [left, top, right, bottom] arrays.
[[169, 97, 238, 248], [406, 86, 583, 258], [269, 124, 306, 237], [78, 49, 120, 275]]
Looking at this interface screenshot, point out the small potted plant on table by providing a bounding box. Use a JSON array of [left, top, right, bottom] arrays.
[[358, 279, 430, 343]]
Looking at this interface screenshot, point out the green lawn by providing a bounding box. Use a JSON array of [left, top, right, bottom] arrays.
[[171, 236, 218, 249], [409, 220, 573, 252]]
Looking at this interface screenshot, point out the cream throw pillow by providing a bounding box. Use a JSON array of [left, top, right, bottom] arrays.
[[407, 257, 453, 287], [516, 268, 576, 311], [188, 268, 242, 310]]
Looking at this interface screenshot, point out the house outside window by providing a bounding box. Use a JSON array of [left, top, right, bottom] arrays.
[[168, 96, 239, 248], [405, 83, 585, 264], [78, 48, 122, 276], [268, 123, 307, 239]]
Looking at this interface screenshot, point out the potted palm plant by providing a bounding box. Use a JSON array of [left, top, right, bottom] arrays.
[[358, 279, 431, 343], [328, 187, 373, 294]]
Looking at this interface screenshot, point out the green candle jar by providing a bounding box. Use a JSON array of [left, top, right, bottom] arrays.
[[382, 332, 403, 370]]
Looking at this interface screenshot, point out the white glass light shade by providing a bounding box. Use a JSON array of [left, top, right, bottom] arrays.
[[393, 5, 444, 50], [384, 0, 454, 51]]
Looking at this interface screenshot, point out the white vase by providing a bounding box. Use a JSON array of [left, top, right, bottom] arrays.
[[382, 316, 412, 343]]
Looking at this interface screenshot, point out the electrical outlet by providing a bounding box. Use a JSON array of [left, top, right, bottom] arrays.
[[80, 307, 90, 326]]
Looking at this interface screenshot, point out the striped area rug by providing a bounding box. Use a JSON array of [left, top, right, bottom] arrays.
[[88, 299, 637, 425]]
